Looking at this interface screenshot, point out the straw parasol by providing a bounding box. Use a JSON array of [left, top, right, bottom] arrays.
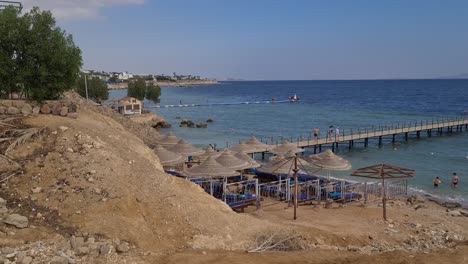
[[244, 136, 269, 153], [257, 151, 311, 175], [234, 151, 261, 168], [168, 139, 205, 157], [157, 132, 180, 146], [229, 142, 256, 153], [153, 145, 185, 166], [351, 164, 415, 220], [269, 140, 305, 155], [306, 149, 351, 171], [194, 146, 221, 162], [180, 156, 240, 178], [216, 149, 251, 170]]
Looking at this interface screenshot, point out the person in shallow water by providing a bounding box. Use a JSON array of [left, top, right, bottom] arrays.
[[433, 177, 441, 188], [451, 173, 459, 189]]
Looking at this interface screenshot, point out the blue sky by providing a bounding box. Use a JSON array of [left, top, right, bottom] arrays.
[[23, 0, 468, 80]]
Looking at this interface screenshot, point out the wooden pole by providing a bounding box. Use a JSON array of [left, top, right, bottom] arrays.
[[293, 156, 299, 220], [381, 165, 387, 220]]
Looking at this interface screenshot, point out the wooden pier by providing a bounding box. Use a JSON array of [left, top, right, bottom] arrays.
[[257, 116, 468, 154]]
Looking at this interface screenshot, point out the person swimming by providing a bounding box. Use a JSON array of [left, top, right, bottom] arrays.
[[433, 177, 441, 188], [451, 173, 459, 188]]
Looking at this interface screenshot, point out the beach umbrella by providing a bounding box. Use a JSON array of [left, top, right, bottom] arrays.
[[269, 140, 305, 155], [168, 139, 205, 157], [215, 149, 251, 170], [306, 149, 351, 171], [153, 145, 185, 166], [351, 164, 415, 220], [244, 136, 269, 153], [157, 132, 180, 146], [234, 151, 261, 168], [257, 151, 312, 175], [180, 156, 240, 178], [229, 142, 256, 153], [194, 146, 221, 162]]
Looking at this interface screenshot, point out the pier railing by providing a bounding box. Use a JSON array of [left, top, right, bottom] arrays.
[[252, 115, 468, 147]]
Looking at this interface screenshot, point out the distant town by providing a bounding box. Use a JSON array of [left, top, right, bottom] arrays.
[[81, 70, 217, 89]]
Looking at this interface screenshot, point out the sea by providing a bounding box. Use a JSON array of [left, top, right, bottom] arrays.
[[109, 79, 468, 205]]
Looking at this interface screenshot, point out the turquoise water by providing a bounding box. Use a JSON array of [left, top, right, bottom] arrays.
[[109, 80, 468, 204]]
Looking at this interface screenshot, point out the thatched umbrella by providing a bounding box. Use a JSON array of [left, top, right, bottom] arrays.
[[194, 146, 221, 162], [244, 136, 269, 153], [234, 151, 261, 168], [229, 142, 256, 153], [306, 149, 351, 171], [269, 140, 305, 155], [157, 132, 180, 146], [257, 151, 311, 175], [168, 139, 205, 157], [351, 164, 415, 220], [215, 149, 251, 170], [153, 145, 185, 167], [180, 156, 240, 178]]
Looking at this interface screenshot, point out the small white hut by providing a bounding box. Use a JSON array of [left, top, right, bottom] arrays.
[[117, 96, 142, 115]]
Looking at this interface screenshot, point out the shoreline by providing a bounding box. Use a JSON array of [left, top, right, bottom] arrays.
[[107, 80, 218, 90]]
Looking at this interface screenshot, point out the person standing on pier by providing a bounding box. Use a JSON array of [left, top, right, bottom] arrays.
[[335, 127, 340, 141], [328, 126, 334, 141], [313, 128, 319, 143]]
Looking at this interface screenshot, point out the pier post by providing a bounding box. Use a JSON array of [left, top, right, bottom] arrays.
[[319, 145, 322, 152], [364, 138, 368, 147], [416, 131, 420, 138], [405, 132, 408, 141], [392, 134, 396, 144], [262, 152, 265, 160], [348, 140, 353, 150], [314, 145, 317, 154], [332, 144, 335, 152], [427, 129, 432, 137], [378, 136, 382, 147]]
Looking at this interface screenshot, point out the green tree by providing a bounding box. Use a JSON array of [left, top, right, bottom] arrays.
[[0, 7, 82, 101], [145, 83, 161, 104], [127, 78, 146, 100], [109, 75, 118, 82], [76, 75, 108, 100]]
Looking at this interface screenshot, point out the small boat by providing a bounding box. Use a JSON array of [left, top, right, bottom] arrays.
[[289, 94, 300, 102]]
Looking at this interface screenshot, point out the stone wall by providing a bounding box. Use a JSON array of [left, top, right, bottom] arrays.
[[0, 100, 79, 119]]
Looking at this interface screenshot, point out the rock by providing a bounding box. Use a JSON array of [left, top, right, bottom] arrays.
[[206, 119, 213, 123], [76, 247, 89, 256], [459, 210, 468, 217], [50, 256, 68, 264], [0, 197, 6, 207], [21, 104, 32, 115], [196, 123, 208, 128], [99, 245, 114, 255], [12, 100, 24, 108], [3, 214, 29, 228], [31, 187, 42, 194], [1, 247, 15, 254], [16, 251, 26, 262], [7, 107, 19, 115], [60, 106, 69, 117], [21, 256, 33, 264], [0, 106, 6, 114], [67, 112, 79, 119], [59, 126, 69, 132], [89, 170, 97, 175], [116, 242, 130, 253], [66, 148, 74, 153], [40, 104, 51, 114], [448, 210, 463, 217], [70, 236, 85, 250], [32, 106, 40, 115], [153, 121, 171, 129], [414, 204, 422, 210], [53, 105, 62, 115]]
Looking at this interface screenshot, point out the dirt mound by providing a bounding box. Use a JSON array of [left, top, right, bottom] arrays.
[[3, 103, 270, 255]]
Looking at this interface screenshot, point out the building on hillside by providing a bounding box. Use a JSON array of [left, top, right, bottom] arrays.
[[117, 97, 142, 115], [118, 71, 133, 81]]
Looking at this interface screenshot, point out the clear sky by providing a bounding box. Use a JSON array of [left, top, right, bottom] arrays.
[[22, 0, 468, 80]]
